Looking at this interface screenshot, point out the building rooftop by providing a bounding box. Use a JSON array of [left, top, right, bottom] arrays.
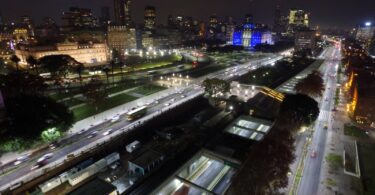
[[129, 149, 163, 169], [153, 149, 239, 195], [224, 115, 273, 141], [66, 178, 117, 195]]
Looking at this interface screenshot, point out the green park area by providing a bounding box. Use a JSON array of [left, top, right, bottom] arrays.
[[358, 143, 375, 195], [72, 93, 137, 121], [325, 153, 343, 171], [70, 84, 166, 121], [344, 124, 369, 139]]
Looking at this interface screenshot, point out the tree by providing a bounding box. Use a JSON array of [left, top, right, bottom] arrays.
[[0, 71, 47, 99], [0, 58, 7, 74], [110, 60, 115, 85], [102, 66, 111, 84], [202, 78, 230, 97], [227, 128, 295, 194], [3, 95, 74, 140], [39, 55, 77, 79], [74, 62, 85, 87], [276, 93, 320, 131], [294, 70, 324, 97], [26, 55, 38, 73], [81, 79, 107, 110], [10, 55, 20, 71]]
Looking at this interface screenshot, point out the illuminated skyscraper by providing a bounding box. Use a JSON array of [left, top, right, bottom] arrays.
[[288, 9, 309, 33], [356, 22, 375, 55], [144, 6, 156, 30], [114, 0, 132, 26]]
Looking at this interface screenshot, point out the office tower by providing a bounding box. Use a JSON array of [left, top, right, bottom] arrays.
[[144, 6, 156, 30]]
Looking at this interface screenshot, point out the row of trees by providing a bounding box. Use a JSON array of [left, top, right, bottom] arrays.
[[0, 71, 74, 148], [227, 94, 320, 194]]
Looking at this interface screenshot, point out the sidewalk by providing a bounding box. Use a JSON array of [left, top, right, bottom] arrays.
[[317, 75, 357, 195]]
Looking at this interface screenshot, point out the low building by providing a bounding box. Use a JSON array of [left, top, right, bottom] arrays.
[[15, 41, 109, 66], [128, 149, 164, 176], [153, 149, 239, 195], [67, 178, 118, 195]]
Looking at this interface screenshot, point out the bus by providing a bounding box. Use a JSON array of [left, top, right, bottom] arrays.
[[126, 106, 148, 121]]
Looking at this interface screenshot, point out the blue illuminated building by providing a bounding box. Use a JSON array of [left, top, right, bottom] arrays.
[[231, 24, 273, 48], [233, 31, 243, 46], [250, 31, 262, 47]]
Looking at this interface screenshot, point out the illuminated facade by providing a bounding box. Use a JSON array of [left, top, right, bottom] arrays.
[[232, 24, 273, 48], [107, 25, 137, 57], [144, 6, 156, 30], [288, 9, 309, 33], [61, 7, 98, 30], [15, 42, 109, 66], [355, 23, 375, 54]]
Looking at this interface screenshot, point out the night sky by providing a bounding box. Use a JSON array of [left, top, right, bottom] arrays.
[[0, 0, 374, 29]]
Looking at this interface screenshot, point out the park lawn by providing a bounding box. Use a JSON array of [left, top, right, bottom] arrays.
[[344, 124, 369, 139], [72, 93, 137, 121], [325, 153, 343, 171], [63, 98, 85, 108], [358, 143, 375, 195], [133, 55, 182, 71], [50, 90, 81, 101], [130, 84, 167, 96], [106, 83, 138, 94]]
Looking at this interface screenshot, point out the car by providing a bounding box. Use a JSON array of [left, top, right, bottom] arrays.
[[181, 94, 186, 98], [165, 103, 171, 106], [88, 131, 98, 138], [36, 153, 53, 164], [77, 129, 86, 135], [171, 98, 176, 102], [49, 142, 59, 150], [103, 129, 113, 136], [111, 116, 120, 123], [14, 154, 31, 166], [311, 150, 317, 158]]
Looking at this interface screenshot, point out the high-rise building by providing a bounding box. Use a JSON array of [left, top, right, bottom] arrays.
[[209, 15, 218, 29], [100, 6, 111, 26], [295, 29, 317, 53], [144, 6, 156, 30], [273, 4, 282, 33], [114, 0, 132, 26], [107, 25, 136, 59], [0, 12, 4, 26], [355, 22, 375, 55], [20, 15, 34, 36], [288, 9, 309, 33], [62, 7, 98, 29]]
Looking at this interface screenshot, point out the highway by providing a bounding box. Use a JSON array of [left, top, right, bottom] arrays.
[[0, 53, 282, 193], [296, 45, 341, 195]]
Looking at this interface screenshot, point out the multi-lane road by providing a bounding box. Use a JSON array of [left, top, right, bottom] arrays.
[[0, 53, 282, 193], [296, 45, 342, 195]]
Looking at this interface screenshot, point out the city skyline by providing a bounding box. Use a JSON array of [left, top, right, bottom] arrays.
[[0, 0, 374, 29]]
